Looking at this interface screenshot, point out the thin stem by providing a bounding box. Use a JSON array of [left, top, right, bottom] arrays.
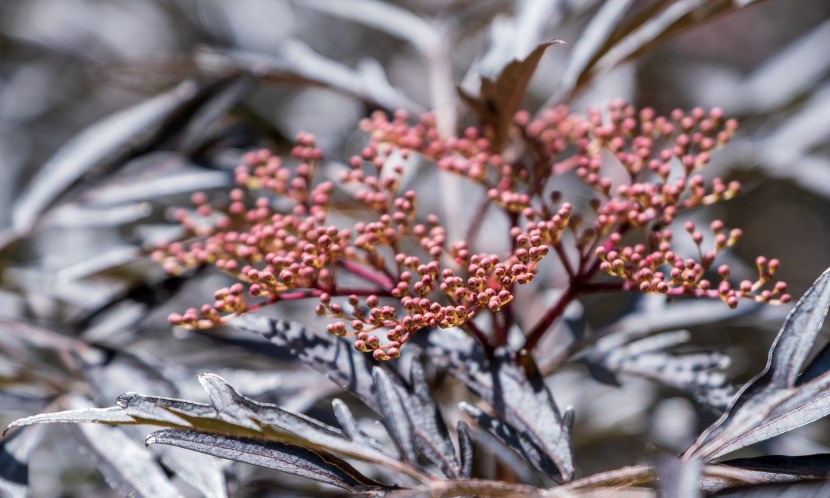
[[497, 299, 515, 347], [387, 478, 543, 498], [551, 464, 655, 493], [553, 242, 575, 279], [461, 320, 495, 356], [340, 260, 395, 291], [521, 284, 576, 352], [465, 196, 492, 249]]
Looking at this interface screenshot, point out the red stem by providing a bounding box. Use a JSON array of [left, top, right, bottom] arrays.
[[462, 320, 495, 356], [340, 260, 395, 291], [521, 284, 576, 352]]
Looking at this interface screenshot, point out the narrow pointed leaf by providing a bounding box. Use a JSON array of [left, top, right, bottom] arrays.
[[177, 75, 253, 155], [4, 405, 136, 434], [147, 429, 385, 492], [459, 401, 561, 480], [686, 266, 830, 460], [331, 399, 391, 456], [12, 81, 198, 231], [195, 44, 420, 112], [230, 315, 385, 411], [0, 425, 45, 498], [432, 336, 573, 482], [584, 330, 735, 409], [372, 367, 418, 464], [556, 0, 634, 99], [704, 455, 830, 493], [766, 267, 830, 388], [402, 358, 461, 478], [457, 421, 474, 479], [69, 422, 181, 497]]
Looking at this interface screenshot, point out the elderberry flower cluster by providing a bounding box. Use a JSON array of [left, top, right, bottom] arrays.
[[155, 101, 789, 360]]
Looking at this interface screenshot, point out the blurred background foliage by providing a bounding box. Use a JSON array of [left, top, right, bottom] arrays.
[[2, 0, 830, 496]]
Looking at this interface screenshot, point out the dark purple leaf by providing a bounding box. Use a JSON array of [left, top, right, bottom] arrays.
[[146, 429, 385, 492], [331, 398, 392, 457], [77, 153, 232, 207], [460, 40, 563, 151], [457, 421, 473, 479], [555, 0, 635, 100], [431, 335, 574, 482], [80, 346, 179, 405], [723, 454, 830, 479], [11, 81, 199, 232], [400, 358, 461, 478], [686, 266, 830, 460], [0, 425, 45, 498], [182, 375, 430, 483], [459, 401, 560, 481], [230, 315, 386, 411], [177, 75, 254, 156], [372, 367, 418, 465], [712, 481, 830, 498], [195, 44, 420, 113], [583, 330, 735, 409], [63, 397, 181, 498]]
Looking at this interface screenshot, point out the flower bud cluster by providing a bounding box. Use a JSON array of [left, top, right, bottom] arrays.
[[157, 129, 547, 359], [359, 101, 785, 311], [594, 220, 789, 307], [157, 100, 788, 359]]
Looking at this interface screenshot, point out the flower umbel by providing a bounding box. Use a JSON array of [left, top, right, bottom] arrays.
[[156, 102, 788, 360]]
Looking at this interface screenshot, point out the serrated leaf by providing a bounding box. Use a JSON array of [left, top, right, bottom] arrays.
[[230, 315, 385, 411], [12, 81, 199, 232], [64, 397, 181, 498], [331, 398, 392, 457], [402, 358, 461, 478], [686, 266, 830, 460], [147, 429, 384, 492], [459, 401, 560, 480], [82, 356, 227, 498], [583, 330, 735, 409], [197, 373, 343, 436], [372, 367, 418, 465], [460, 40, 563, 151], [5, 374, 431, 485], [432, 336, 573, 482]]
